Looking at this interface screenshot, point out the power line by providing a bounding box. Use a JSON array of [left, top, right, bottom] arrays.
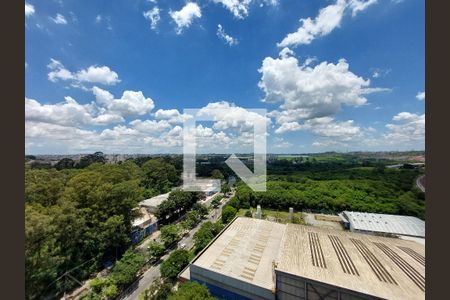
[[43, 255, 100, 296]]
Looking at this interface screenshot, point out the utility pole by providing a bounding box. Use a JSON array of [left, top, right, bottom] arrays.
[[44, 256, 99, 299]]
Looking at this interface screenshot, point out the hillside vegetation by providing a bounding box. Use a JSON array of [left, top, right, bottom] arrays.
[[234, 165, 425, 219]]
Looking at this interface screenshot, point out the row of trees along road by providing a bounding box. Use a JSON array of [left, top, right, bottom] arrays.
[[154, 190, 206, 224]]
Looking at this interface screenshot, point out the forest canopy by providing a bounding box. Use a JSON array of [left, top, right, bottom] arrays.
[[25, 158, 180, 300]]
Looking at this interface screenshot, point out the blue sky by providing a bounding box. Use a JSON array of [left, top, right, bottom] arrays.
[[25, 0, 424, 154]]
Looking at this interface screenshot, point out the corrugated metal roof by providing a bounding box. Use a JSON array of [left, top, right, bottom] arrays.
[[191, 217, 425, 300], [139, 193, 170, 208], [191, 217, 285, 290], [342, 211, 425, 237]]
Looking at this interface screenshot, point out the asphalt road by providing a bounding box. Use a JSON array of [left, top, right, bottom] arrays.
[[416, 175, 425, 192], [117, 192, 233, 300]]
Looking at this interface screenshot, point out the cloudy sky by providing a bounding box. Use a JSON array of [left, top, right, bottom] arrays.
[[25, 0, 424, 154]]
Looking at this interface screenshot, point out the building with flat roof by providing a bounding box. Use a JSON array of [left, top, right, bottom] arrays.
[[131, 207, 158, 244], [185, 181, 221, 196], [339, 211, 425, 238], [139, 193, 170, 213], [181, 217, 425, 300], [132, 207, 157, 228]]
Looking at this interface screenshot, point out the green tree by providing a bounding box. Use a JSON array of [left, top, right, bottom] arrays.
[[102, 283, 119, 299], [221, 184, 231, 194], [168, 282, 215, 300], [221, 205, 237, 224], [25, 204, 63, 300], [25, 162, 146, 299], [25, 168, 68, 206], [110, 250, 145, 289], [244, 210, 252, 218], [211, 169, 224, 180], [142, 159, 178, 193], [193, 221, 224, 253], [148, 242, 166, 259], [88, 277, 118, 299], [160, 225, 181, 247], [156, 191, 199, 222], [211, 197, 221, 209], [25, 154, 36, 160], [192, 203, 208, 218], [140, 279, 173, 300], [55, 158, 75, 170], [182, 211, 201, 230], [77, 152, 106, 168], [160, 250, 190, 281]]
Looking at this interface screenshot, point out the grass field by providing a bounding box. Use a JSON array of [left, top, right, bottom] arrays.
[[237, 208, 305, 224]]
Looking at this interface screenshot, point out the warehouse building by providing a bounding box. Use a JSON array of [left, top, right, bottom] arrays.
[[339, 211, 425, 238], [180, 217, 425, 300], [139, 193, 170, 213], [183, 180, 221, 196]]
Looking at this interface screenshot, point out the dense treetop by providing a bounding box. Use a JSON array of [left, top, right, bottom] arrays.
[[25, 157, 180, 300]]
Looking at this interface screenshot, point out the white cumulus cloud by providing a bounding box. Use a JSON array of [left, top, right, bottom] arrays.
[[278, 0, 377, 48], [169, 2, 201, 34], [129, 119, 171, 132], [143, 7, 161, 30], [25, 97, 97, 127], [154, 109, 191, 123], [47, 59, 121, 86], [76, 66, 121, 85], [259, 48, 387, 122], [51, 14, 68, 25], [212, 0, 278, 19], [196, 101, 269, 133], [348, 0, 378, 17], [213, 0, 252, 19], [93, 87, 155, 117], [416, 91, 425, 101], [274, 122, 303, 134], [217, 24, 239, 46], [383, 112, 425, 144], [25, 3, 35, 17]]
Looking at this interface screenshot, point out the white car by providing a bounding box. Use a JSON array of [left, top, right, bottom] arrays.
[[179, 243, 186, 249]]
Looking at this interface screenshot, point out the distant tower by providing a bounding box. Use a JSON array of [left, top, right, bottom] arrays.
[[256, 205, 262, 219], [289, 207, 294, 222]]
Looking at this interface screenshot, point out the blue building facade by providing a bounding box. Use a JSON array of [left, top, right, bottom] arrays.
[[131, 221, 158, 244]]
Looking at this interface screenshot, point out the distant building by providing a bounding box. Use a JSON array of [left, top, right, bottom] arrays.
[[184, 181, 221, 196], [227, 176, 236, 186], [203, 182, 220, 196], [180, 217, 425, 300], [339, 211, 425, 238]]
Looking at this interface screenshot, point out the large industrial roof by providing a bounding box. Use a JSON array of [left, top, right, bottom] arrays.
[[191, 217, 285, 290], [341, 211, 425, 237], [190, 217, 425, 300], [277, 223, 425, 300]]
